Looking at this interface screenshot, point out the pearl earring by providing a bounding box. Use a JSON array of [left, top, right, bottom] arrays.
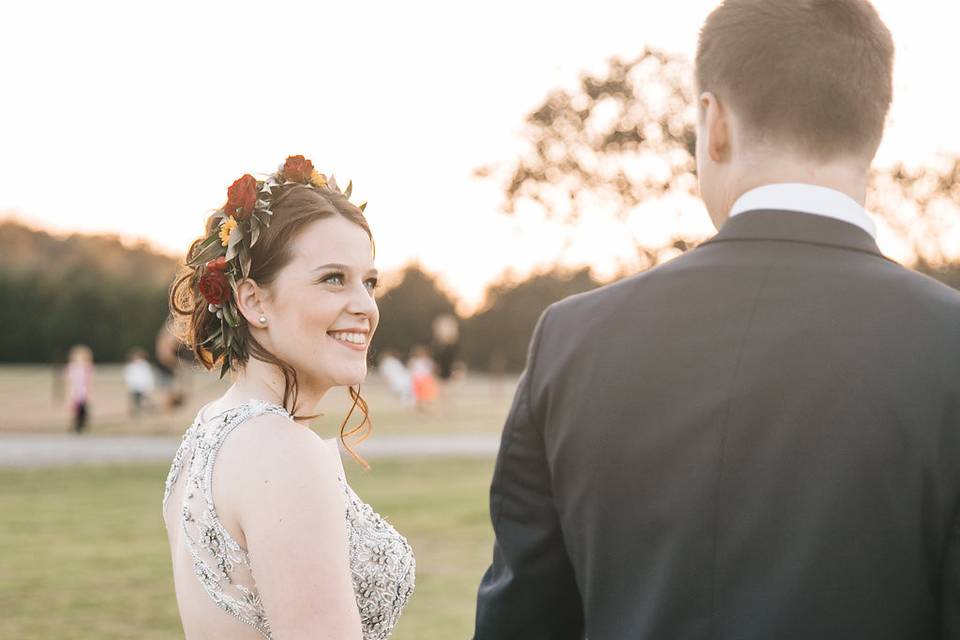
[[258, 315, 268, 325]]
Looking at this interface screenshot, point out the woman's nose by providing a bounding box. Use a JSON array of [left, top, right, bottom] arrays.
[[346, 281, 378, 317]]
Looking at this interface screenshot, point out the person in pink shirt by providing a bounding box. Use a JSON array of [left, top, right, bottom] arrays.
[[65, 344, 93, 433]]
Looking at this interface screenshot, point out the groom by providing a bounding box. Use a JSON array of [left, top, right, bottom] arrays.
[[473, 1, 960, 638]]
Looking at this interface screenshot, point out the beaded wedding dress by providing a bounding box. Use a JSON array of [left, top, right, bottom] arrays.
[[162, 399, 415, 639]]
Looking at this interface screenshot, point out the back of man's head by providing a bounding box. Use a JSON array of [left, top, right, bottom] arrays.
[[696, 0, 894, 162]]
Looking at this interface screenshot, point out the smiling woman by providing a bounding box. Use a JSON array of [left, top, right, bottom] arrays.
[[163, 156, 415, 639], [170, 159, 377, 437]]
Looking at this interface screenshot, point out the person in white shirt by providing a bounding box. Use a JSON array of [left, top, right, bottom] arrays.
[[123, 347, 155, 416]]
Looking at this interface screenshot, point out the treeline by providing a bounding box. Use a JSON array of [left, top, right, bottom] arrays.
[[0, 221, 176, 363], [0, 220, 603, 371], [2, 220, 958, 372]]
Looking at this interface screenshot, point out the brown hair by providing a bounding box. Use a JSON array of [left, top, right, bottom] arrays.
[[695, 0, 894, 160], [169, 184, 375, 465]]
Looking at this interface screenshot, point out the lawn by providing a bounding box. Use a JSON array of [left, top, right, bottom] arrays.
[[0, 457, 497, 640]]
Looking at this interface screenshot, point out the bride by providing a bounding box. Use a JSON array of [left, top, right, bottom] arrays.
[[162, 156, 415, 639]]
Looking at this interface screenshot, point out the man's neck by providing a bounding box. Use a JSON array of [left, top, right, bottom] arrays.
[[719, 155, 869, 221]]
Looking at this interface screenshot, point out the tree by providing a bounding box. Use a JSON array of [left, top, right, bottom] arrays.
[[479, 50, 960, 271], [371, 264, 459, 360], [476, 48, 700, 269], [461, 268, 603, 372], [0, 220, 176, 362], [868, 157, 960, 267]]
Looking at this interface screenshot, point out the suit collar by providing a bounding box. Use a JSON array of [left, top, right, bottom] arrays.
[[729, 183, 877, 239], [701, 209, 889, 259]]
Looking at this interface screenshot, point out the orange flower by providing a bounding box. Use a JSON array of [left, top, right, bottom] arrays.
[[283, 155, 314, 183]]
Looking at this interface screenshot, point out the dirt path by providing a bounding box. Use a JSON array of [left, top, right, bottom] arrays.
[[0, 433, 501, 468]]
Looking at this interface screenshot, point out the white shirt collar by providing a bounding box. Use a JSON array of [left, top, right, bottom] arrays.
[[728, 183, 877, 240]]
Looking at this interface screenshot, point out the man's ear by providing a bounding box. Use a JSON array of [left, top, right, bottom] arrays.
[[235, 278, 269, 327], [700, 91, 731, 163]]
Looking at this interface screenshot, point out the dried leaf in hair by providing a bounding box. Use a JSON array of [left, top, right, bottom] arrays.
[[187, 234, 222, 267], [225, 224, 243, 261], [359, 201, 368, 212], [222, 303, 238, 328], [227, 273, 240, 301], [219, 359, 230, 379], [328, 175, 339, 192], [345, 180, 353, 199], [250, 219, 261, 248], [239, 244, 252, 279], [200, 323, 222, 346]]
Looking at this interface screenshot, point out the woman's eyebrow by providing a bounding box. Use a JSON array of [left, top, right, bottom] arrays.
[[312, 263, 378, 276]]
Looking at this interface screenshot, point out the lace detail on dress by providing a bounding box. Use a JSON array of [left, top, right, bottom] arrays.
[[162, 399, 415, 639]]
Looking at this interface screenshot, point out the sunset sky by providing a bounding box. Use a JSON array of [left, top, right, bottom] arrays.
[[2, 0, 958, 312]]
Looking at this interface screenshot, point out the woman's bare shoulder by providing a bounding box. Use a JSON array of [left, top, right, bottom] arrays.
[[212, 413, 342, 538], [222, 413, 336, 480]]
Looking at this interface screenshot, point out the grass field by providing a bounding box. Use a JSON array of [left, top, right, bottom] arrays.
[[0, 364, 518, 437], [0, 457, 497, 639]]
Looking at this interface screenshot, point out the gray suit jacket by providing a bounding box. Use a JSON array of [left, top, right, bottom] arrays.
[[474, 210, 960, 639]]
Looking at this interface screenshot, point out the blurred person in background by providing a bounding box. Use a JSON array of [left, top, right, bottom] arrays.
[[377, 348, 415, 407], [123, 347, 155, 416], [64, 344, 93, 434], [155, 321, 195, 411], [431, 312, 460, 383], [408, 344, 438, 413], [163, 155, 414, 639]]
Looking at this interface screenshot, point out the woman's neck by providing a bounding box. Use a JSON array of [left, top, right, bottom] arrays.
[[215, 359, 328, 425]]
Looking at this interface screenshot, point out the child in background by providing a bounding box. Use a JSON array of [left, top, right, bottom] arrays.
[[408, 345, 438, 413], [124, 347, 155, 416], [65, 344, 93, 434], [377, 349, 415, 407]]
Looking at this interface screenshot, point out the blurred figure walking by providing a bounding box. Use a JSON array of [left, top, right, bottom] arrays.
[[124, 347, 156, 416], [65, 344, 93, 433], [431, 313, 460, 383], [408, 345, 438, 413], [377, 349, 415, 407]]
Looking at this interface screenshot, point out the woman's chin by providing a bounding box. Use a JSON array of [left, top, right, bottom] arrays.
[[330, 365, 368, 388]]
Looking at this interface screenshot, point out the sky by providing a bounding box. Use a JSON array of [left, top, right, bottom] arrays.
[[2, 0, 959, 313]]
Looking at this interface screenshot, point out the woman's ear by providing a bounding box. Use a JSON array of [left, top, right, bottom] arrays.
[[235, 278, 269, 327]]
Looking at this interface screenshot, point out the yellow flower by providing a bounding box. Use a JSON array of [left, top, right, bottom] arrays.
[[309, 170, 327, 188], [219, 218, 238, 247]]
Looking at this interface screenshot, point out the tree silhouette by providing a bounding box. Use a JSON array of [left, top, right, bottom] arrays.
[[372, 264, 459, 360], [480, 50, 960, 271], [476, 48, 699, 269], [461, 267, 602, 372], [868, 156, 960, 267]]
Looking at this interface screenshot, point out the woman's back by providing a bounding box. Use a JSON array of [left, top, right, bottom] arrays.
[[162, 399, 415, 639]]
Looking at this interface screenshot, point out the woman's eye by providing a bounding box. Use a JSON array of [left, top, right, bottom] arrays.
[[365, 278, 380, 291], [323, 273, 345, 286]]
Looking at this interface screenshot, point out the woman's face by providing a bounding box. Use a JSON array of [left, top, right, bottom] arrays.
[[258, 215, 379, 392]]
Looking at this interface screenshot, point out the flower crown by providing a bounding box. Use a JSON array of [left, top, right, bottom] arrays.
[[187, 155, 367, 377]]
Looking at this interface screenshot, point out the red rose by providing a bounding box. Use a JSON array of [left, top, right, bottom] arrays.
[[224, 174, 258, 220], [282, 155, 314, 183], [199, 269, 230, 306], [205, 256, 228, 272]]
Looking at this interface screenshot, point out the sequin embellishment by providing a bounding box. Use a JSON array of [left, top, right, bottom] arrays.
[[162, 400, 415, 639]]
